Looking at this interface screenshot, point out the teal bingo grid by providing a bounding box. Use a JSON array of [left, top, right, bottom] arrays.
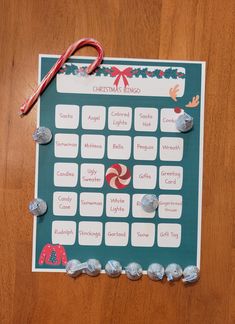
[[32, 54, 205, 273]]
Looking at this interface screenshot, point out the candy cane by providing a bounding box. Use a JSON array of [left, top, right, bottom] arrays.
[[19, 38, 104, 116]]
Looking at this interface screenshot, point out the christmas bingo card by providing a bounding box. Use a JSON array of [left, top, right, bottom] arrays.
[[32, 55, 205, 272]]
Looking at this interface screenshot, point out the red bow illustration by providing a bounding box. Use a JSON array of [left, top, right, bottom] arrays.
[[111, 67, 132, 87]]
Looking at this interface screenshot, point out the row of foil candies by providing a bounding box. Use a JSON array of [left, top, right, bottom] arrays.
[[149, 263, 200, 283], [66, 259, 200, 283]]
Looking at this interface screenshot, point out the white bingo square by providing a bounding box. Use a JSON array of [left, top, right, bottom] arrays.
[[80, 163, 104, 188], [55, 105, 79, 129], [106, 193, 130, 217], [105, 222, 129, 246], [159, 166, 183, 190], [82, 105, 106, 130], [108, 106, 132, 131], [131, 223, 155, 247], [160, 137, 184, 161], [54, 163, 78, 187], [81, 134, 105, 159], [52, 221, 76, 245], [160, 108, 184, 132], [157, 223, 181, 247], [133, 165, 157, 189], [79, 192, 104, 217], [53, 191, 77, 216], [78, 221, 103, 246], [134, 107, 158, 132], [133, 136, 157, 161], [54, 133, 79, 158], [158, 195, 182, 219], [132, 194, 156, 218], [107, 135, 131, 160]]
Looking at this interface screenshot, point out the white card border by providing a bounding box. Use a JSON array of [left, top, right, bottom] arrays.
[[32, 55, 206, 272]]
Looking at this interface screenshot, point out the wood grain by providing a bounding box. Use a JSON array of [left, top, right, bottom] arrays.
[[0, 0, 235, 323]]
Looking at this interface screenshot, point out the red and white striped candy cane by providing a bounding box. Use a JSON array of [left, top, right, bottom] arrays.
[[19, 38, 104, 116]]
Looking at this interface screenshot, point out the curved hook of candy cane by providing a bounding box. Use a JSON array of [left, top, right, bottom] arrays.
[[19, 38, 104, 116]]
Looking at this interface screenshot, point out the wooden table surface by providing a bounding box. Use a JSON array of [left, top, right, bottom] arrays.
[[0, 0, 234, 323]]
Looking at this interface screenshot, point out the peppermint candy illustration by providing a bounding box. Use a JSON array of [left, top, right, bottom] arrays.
[[105, 163, 131, 189]]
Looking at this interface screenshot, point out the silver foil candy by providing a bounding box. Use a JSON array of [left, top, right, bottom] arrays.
[[141, 194, 159, 213], [66, 259, 82, 278], [182, 265, 200, 283], [84, 259, 102, 277], [125, 262, 143, 280], [165, 263, 183, 281], [105, 260, 122, 278], [28, 198, 47, 216], [33, 127, 52, 144], [175, 113, 193, 132], [147, 263, 165, 281]]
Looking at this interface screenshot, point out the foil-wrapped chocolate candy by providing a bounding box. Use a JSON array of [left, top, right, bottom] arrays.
[[125, 262, 143, 280], [66, 259, 83, 278], [105, 260, 122, 278], [141, 194, 159, 213], [182, 265, 200, 284], [84, 259, 102, 277], [33, 126, 52, 144], [165, 263, 183, 281], [147, 263, 165, 281], [28, 198, 47, 216], [176, 113, 194, 132]]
